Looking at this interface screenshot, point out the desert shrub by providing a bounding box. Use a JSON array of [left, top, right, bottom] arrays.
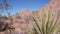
[[26, 11, 60, 34]]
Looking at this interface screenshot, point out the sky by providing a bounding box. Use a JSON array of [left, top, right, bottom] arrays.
[[0, 0, 50, 16]]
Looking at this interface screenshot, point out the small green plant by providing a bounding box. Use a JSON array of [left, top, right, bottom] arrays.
[[26, 11, 60, 34]]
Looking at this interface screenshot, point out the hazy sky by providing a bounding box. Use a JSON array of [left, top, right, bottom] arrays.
[[0, 0, 50, 15]]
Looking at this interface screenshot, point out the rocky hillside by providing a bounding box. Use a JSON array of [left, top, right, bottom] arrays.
[[0, 0, 60, 34]]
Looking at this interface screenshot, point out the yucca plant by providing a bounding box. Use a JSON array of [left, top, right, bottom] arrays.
[[26, 11, 60, 34]]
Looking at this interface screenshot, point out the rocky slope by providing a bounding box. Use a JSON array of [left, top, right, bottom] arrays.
[[0, 0, 60, 34]]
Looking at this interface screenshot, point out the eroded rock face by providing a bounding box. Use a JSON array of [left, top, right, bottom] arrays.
[[0, 0, 60, 34], [0, 9, 32, 34]]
